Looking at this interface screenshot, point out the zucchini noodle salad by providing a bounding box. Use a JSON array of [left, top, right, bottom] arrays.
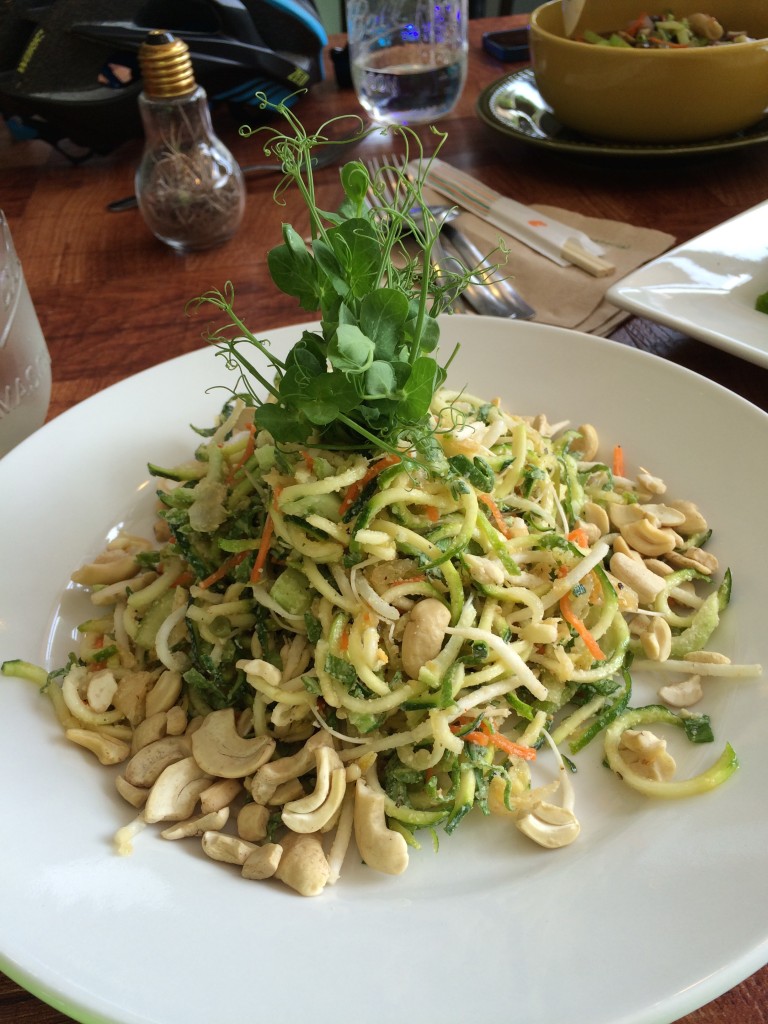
[[3, 111, 762, 897]]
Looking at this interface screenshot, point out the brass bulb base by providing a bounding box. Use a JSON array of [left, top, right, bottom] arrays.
[[138, 30, 196, 99]]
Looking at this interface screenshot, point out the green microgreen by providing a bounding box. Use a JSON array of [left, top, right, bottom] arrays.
[[187, 100, 489, 478]]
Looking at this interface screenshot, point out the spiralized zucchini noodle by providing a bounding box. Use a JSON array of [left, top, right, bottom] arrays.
[[3, 115, 761, 899], [4, 387, 761, 895]]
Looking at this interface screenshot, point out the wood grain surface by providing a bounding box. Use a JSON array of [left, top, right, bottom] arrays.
[[1, 15, 766, 1024]]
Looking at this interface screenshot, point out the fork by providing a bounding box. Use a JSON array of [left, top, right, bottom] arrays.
[[365, 154, 466, 308], [367, 154, 535, 320]]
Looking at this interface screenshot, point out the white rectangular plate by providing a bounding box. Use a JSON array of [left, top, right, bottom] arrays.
[[607, 200, 768, 368]]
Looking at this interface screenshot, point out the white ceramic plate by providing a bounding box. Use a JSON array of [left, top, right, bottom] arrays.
[[607, 200, 768, 368], [1, 318, 767, 1024]]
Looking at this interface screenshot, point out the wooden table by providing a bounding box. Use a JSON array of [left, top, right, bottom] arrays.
[[1, 16, 766, 1024]]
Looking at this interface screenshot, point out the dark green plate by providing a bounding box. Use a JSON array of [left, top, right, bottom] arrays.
[[476, 66, 768, 159]]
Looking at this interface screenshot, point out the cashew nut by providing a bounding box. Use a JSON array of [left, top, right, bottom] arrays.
[[190, 707, 276, 778], [569, 423, 599, 461], [131, 711, 169, 754], [572, 519, 602, 546], [401, 598, 451, 680], [86, 671, 118, 714], [514, 733, 580, 849], [609, 552, 666, 605], [684, 650, 730, 665], [160, 806, 230, 840], [116, 774, 150, 808], [112, 670, 155, 727], [282, 746, 347, 833], [659, 674, 703, 708], [607, 502, 646, 529], [250, 730, 334, 804], [643, 558, 674, 577], [618, 729, 676, 781], [638, 504, 687, 528], [687, 12, 723, 40], [668, 500, 708, 534], [353, 775, 409, 876], [639, 617, 672, 662], [274, 831, 330, 896], [145, 669, 183, 717], [267, 778, 306, 805], [237, 803, 270, 842], [242, 843, 283, 880], [619, 519, 680, 557], [515, 801, 581, 849], [665, 547, 718, 575], [71, 548, 143, 586], [582, 501, 610, 537], [165, 705, 187, 735], [201, 830, 257, 865], [199, 778, 243, 814], [65, 728, 131, 765], [124, 734, 192, 788], [635, 468, 666, 496], [463, 553, 506, 587], [143, 756, 213, 823]]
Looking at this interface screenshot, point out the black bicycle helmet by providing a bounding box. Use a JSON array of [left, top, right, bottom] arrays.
[[0, 0, 328, 158]]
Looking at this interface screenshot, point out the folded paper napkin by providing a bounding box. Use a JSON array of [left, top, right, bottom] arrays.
[[445, 203, 675, 336]]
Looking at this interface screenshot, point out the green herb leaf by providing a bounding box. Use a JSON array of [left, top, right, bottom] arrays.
[[192, 106, 500, 475], [328, 324, 375, 373]]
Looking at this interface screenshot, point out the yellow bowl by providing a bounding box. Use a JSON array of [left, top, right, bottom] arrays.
[[529, 0, 768, 143]]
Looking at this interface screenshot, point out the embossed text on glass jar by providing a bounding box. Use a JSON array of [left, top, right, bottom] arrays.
[[0, 212, 51, 460], [346, 0, 468, 125]]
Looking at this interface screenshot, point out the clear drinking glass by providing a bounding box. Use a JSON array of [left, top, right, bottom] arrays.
[[0, 211, 51, 459], [346, 0, 468, 125]]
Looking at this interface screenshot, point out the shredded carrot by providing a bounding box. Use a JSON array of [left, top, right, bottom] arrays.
[[451, 717, 537, 761], [199, 550, 248, 590], [338, 627, 350, 652], [226, 422, 256, 485], [338, 453, 400, 517], [560, 590, 606, 662], [567, 527, 589, 549], [612, 444, 625, 478], [424, 504, 440, 523], [479, 493, 512, 539], [302, 449, 315, 473], [172, 570, 196, 589], [389, 574, 427, 587], [250, 514, 274, 584], [462, 729, 537, 762], [627, 13, 650, 35]]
